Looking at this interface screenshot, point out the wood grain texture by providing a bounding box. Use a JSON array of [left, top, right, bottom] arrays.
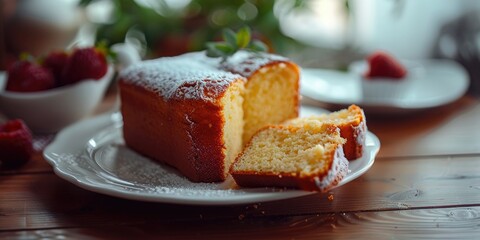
[[1, 155, 479, 230], [1, 206, 479, 239], [367, 96, 480, 158]]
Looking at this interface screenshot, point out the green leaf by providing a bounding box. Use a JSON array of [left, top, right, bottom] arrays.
[[249, 40, 268, 52], [214, 42, 235, 54], [205, 26, 270, 60], [222, 29, 238, 48], [206, 42, 236, 58], [236, 26, 251, 48], [206, 42, 224, 58], [206, 48, 223, 58]]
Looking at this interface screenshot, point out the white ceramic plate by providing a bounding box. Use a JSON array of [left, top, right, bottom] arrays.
[[44, 107, 380, 205], [301, 59, 469, 114]]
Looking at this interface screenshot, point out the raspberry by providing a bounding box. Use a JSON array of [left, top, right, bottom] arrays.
[[43, 51, 69, 87], [61, 47, 108, 85], [0, 119, 34, 168], [6, 60, 55, 92], [364, 51, 407, 79]]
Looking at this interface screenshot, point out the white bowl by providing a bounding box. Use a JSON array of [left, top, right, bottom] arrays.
[[0, 65, 114, 133], [360, 75, 412, 101], [349, 60, 420, 102]]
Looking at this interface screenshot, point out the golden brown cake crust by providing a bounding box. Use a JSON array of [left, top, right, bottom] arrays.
[[340, 105, 367, 160], [119, 80, 232, 182]]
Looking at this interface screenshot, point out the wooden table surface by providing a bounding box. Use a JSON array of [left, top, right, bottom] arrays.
[[1, 90, 480, 239]]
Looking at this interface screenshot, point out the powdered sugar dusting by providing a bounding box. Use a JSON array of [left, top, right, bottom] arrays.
[[105, 144, 237, 197], [119, 51, 289, 102], [120, 52, 240, 102], [222, 51, 289, 78], [314, 145, 349, 192], [53, 151, 239, 199], [354, 111, 367, 149]]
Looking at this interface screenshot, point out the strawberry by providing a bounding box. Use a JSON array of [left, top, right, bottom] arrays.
[[0, 119, 34, 168], [364, 51, 407, 79], [61, 47, 108, 85], [6, 60, 55, 92], [43, 51, 69, 86]]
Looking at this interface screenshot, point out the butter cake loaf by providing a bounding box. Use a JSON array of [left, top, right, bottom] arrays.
[[118, 51, 300, 182], [230, 122, 349, 191]]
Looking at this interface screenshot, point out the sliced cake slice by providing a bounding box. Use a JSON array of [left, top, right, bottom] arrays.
[[285, 104, 366, 160], [230, 122, 348, 192]]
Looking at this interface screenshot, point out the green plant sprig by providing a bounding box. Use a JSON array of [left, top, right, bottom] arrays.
[[206, 26, 268, 62]]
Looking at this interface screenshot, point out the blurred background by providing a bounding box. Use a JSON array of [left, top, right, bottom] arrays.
[[1, 0, 479, 95]]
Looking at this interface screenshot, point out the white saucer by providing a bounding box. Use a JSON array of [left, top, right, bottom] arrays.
[[44, 107, 380, 205], [301, 59, 469, 114]]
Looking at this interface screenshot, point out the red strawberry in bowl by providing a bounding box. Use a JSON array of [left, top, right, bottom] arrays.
[[364, 51, 407, 79], [61, 47, 108, 85], [0, 119, 34, 168], [0, 44, 116, 133], [43, 51, 69, 86], [6, 60, 55, 92]]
